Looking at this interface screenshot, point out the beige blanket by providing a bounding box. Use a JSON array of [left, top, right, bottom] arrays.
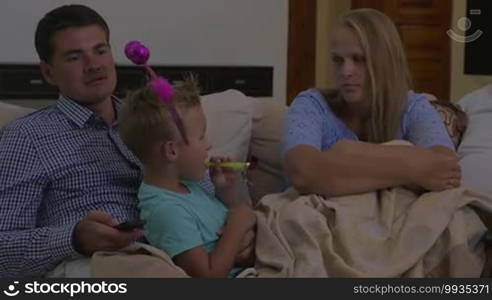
[[254, 187, 492, 277], [91, 187, 491, 278], [91, 243, 189, 278]]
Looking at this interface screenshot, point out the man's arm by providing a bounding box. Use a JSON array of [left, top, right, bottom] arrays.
[[0, 226, 77, 277], [0, 127, 143, 277], [284, 141, 460, 196], [0, 197, 141, 278], [0, 128, 77, 276]]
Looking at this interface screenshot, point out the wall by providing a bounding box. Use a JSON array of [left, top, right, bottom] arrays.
[[0, 0, 288, 104], [450, 0, 492, 102]]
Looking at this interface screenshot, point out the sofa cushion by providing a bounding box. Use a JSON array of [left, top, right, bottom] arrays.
[[247, 98, 288, 205], [0, 101, 35, 129], [429, 100, 468, 148]]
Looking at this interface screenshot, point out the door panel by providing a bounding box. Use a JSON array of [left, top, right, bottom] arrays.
[[286, 0, 316, 105], [352, 0, 451, 100]]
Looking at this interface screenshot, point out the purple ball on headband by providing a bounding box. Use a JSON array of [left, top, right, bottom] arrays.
[[124, 41, 150, 65], [151, 77, 174, 103]]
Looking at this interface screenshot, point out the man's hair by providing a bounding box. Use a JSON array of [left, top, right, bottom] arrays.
[[35, 4, 110, 63], [119, 78, 201, 165]]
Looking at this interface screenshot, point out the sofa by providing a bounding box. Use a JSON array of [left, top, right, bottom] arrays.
[[0, 89, 288, 206], [1, 88, 491, 277]]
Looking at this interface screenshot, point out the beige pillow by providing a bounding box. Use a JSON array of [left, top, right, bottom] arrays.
[[247, 98, 288, 205], [0, 101, 35, 129], [201, 89, 253, 162]]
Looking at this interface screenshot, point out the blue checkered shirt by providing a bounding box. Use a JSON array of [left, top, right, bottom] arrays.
[[0, 95, 144, 277]]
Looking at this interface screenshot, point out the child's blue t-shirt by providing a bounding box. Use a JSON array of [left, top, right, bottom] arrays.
[[282, 89, 454, 156], [138, 181, 242, 277]]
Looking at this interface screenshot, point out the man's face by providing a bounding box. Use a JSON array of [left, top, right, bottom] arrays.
[[41, 25, 117, 105]]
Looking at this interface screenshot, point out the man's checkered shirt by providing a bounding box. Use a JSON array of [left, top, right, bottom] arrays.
[[0, 95, 143, 277]]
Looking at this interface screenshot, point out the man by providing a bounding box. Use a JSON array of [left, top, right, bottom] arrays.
[[0, 4, 254, 277], [0, 5, 143, 277]]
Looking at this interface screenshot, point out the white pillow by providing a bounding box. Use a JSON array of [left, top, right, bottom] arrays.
[[457, 84, 492, 198], [201, 89, 253, 162], [0, 101, 35, 129]]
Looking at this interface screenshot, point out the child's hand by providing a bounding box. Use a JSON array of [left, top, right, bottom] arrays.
[[216, 223, 256, 267], [227, 205, 256, 230], [209, 156, 239, 206], [209, 156, 237, 189]]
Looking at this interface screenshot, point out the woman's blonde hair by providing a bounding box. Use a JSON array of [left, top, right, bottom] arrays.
[[327, 8, 412, 143], [119, 77, 201, 165]]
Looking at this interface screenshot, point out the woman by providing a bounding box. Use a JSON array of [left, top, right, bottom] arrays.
[[283, 8, 460, 196]]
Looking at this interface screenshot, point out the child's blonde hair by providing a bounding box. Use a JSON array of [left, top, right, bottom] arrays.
[[119, 77, 201, 165]]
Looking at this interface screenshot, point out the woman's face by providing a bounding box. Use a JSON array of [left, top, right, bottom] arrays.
[[331, 26, 369, 104]]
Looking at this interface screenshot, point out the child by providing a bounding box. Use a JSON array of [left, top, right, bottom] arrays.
[[119, 78, 256, 278]]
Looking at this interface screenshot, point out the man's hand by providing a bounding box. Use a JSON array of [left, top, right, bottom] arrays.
[[73, 211, 144, 256]]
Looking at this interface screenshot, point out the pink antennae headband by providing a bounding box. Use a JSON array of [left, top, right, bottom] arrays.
[[124, 41, 188, 144]]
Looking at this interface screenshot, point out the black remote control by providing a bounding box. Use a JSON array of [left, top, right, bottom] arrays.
[[113, 219, 145, 232]]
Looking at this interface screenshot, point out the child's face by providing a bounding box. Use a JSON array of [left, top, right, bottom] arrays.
[[177, 106, 211, 181]]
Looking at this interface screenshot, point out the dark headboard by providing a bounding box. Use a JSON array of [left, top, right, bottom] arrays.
[[0, 64, 273, 99]]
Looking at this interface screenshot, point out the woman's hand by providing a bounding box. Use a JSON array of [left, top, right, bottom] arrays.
[[333, 141, 461, 191], [409, 146, 461, 191]]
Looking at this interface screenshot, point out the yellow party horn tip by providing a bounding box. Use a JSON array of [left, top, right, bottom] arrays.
[[204, 161, 251, 170]]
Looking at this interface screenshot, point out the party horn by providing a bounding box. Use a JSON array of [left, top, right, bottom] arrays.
[[204, 161, 251, 170]]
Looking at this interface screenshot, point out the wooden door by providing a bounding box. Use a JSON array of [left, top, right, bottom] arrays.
[[352, 0, 452, 101], [286, 0, 316, 105]]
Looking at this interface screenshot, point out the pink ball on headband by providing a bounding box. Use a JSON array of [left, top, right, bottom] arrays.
[[151, 77, 174, 103], [124, 40, 185, 142], [124, 41, 150, 65], [124, 40, 174, 102]]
